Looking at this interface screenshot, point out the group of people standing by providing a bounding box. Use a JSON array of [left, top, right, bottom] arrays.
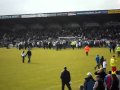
[[82, 69, 120, 90], [60, 66, 120, 90], [109, 42, 120, 57], [60, 54, 118, 90], [94, 54, 118, 74], [116, 45, 120, 57], [82, 54, 119, 90], [94, 55, 107, 72]]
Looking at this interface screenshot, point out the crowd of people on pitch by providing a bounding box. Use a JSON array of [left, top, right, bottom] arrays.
[[60, 55, 119, 90], [81, 55, 119, 90], [81, 70, 120, 90]]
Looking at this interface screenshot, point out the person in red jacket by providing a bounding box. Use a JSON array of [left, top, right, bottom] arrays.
[[84, 45, 90, 56]]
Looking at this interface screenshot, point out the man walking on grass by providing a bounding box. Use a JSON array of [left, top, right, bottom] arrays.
[[60, 67, 72, 90], [84, 45, 90, 56], [94, 55, 100, 70], [110, 55, 117, 74]]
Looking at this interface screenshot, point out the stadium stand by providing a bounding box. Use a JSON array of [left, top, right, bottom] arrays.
[[0, 10, 120, 49]]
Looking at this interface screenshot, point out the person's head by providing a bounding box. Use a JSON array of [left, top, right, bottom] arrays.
[[113, 55, 115, 58], [86, 44, 89, 47], [98, 68, 103, 73], [64, 67, 67, 70], [95, 75, 100, 81], [104, 59, 106, 61], [108, 71, 112, 74], [96, 54, 99, 57], [87, 72, 92, 77], [28, 48, 31, 51], [112, 74, 117, 80]]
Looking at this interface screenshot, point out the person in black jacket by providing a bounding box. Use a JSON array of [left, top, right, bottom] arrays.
[[26, 49, 32, 63], [60, 67, 72, 90], [100, 56, 104, 67], [111, 74, 119, 90], [93, 75, 105, 90], [112, 43, 116, 53], [94, 68, 107, 81]]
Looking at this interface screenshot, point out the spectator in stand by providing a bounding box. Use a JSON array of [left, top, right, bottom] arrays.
[[83, 72, 95, 90], [60, 67, 72, 90], [93, 75, 105, 90], [104, 71, 112, 90], [84, 45, 90, 56], [110, 55, 117, 74], [94, 55, 100, 70], [111, 74, 119, 90], [1, 22, 120, 49]]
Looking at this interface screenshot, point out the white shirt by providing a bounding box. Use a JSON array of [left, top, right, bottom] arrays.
[[103, 61, 107, 68], [78, 42, 81, 46], [21, 52, 26, 57]]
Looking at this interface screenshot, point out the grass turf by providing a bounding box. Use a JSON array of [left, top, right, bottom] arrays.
[[0, 48, 120, 90]]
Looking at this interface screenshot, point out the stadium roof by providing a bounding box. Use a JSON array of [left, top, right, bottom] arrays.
[[0, 9, 120, 20]]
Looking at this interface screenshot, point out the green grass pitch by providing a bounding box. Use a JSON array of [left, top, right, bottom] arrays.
[[0, 48, 120, 90]]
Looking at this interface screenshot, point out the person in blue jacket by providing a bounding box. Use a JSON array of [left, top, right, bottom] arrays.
[[94, 55, 100, 70], [84, 72, 95, 90]]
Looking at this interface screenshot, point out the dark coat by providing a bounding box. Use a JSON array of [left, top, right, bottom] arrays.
[[111, 74, 119, 90], [84, 76, 95, 90], [27, 51, 32, 56], [95, 71, 107, 80], [96, 79, 105, 90], [60, 70, 71, 83]]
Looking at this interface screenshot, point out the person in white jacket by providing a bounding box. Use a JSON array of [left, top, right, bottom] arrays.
[[21, 51, 26, 63], [103, 59, 107, 73]]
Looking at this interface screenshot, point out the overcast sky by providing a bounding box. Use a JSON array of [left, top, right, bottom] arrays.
[[0, 0, 120, 15]]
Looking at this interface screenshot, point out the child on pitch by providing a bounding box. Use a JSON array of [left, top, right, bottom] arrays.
[[103, 59, 107, 73], [21, 51, 26, 63]]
